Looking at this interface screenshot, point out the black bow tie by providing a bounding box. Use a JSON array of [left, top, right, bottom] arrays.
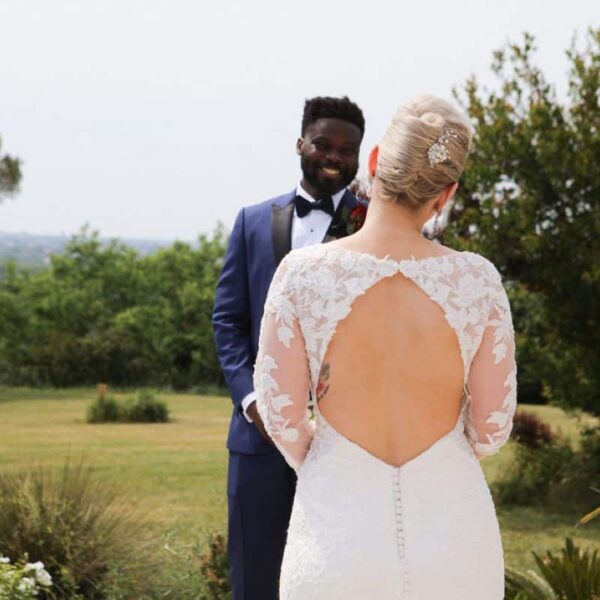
[[294, 195, 335, 218]]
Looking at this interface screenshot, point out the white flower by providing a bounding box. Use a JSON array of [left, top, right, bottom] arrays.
[[22, 560, 52, 587], [0, 557, 10, 564], [35, 568, 52, 587], [25, 561, 44, 572], [18, 577, 37, 592]]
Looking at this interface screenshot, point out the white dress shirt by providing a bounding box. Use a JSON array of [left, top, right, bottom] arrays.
[[241, 184, 346, 421]]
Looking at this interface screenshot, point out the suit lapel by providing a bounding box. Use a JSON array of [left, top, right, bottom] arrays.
[[271, 197, 294, 267]]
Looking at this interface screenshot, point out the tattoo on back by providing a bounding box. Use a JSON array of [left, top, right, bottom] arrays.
[[316, 363, 330, 403]]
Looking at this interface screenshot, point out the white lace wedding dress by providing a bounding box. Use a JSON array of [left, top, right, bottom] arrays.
[[254, 245, 517, 600]]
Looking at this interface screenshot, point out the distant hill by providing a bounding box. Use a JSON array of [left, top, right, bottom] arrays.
[[0, 231, 175, 270]]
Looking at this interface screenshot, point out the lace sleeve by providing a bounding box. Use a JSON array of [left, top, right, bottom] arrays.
[[254, 256, 314, 471], [466, 263, 517, 458]]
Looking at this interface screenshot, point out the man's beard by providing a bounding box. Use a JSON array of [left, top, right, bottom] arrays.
[[300, 155, 357, 198]]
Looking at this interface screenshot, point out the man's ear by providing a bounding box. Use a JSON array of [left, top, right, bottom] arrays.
[[368, 146, 379, 178], [296, 138, 304, 155]]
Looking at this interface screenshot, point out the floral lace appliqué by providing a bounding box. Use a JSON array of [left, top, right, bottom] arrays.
[[254, 246, 517, 469]]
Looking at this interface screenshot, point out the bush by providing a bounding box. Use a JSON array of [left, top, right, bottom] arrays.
[[160, 533, 231, 600], [125, 390, 170, 423], [199, 534, 231, 600], [493, 439, 575, 507], [496, 417, 600, 509], [87, 390, 169, 424], [534, 538, 600, 600], [506, 538, 600, 600], [578, 426, 600, 484], [0, 557, 53, 599], [0, 462, 159, 599], [512, 411, 556, 449], [86, 395, 123, 423], [0, 228, 226, 389], [566, 425, 600, 510]]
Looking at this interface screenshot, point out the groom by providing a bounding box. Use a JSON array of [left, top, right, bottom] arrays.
[[212, 96, 365, 600]]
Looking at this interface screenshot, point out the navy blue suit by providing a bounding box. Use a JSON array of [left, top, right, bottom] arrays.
[[212, 188, 360, 599]]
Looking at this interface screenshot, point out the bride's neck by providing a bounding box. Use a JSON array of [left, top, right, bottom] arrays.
[[359, 193, 427, 244]]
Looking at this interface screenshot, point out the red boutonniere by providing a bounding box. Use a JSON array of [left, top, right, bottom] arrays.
[[340, 202, 368, 235]]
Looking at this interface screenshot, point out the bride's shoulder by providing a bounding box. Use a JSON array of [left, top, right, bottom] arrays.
[[281, 244, 332, 269], [454, 250, 504, 283]]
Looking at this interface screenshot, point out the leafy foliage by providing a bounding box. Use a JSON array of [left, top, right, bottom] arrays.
[[125, 390, 170, 423], [0, 557, 53, 600], [87, 390, 170, 423], [0, 135, 22, 202], [449, 28, 600, 415], [505, 538, 600, 600], [495, 416, 600, 509], [198, 534, 231, 600], [493, 439, 575, 506], [160, 533, 231, 600], [534, 538, 600, 600], [87, 396, 124, 423], [0, 226, 226, 388]]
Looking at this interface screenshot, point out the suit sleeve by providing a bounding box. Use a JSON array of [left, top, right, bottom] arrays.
[[212, 208, 255, 411]]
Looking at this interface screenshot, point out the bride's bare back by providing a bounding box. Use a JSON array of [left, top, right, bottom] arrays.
[[255, 241, 516, 471], [318, 259, 464, 467]]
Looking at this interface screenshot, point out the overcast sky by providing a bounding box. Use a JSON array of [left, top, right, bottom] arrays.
[[0, 0, 596, 241]]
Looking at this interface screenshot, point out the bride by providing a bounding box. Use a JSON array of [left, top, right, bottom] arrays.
[[254, 94, 516, 599]]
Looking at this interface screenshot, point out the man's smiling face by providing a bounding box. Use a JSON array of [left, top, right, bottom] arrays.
[[297, 118, 362, 199]]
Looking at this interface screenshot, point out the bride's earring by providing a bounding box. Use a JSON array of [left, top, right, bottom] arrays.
[[432, 208, 441, 238]]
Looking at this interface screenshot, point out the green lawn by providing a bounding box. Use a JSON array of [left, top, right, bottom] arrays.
[[0, 386, 598, 569]]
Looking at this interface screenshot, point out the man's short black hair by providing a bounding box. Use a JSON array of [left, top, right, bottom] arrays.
[[301, 96, 365, 137]]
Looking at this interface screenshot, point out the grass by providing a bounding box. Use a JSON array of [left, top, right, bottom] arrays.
[[0, 386, 598, 570], [0, 386, 229, 540]]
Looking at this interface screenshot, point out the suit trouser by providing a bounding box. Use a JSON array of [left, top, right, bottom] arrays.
[[227, 450, 296, 600]]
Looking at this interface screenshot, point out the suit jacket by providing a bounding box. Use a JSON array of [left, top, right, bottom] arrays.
[[212, 188, 361, 454]]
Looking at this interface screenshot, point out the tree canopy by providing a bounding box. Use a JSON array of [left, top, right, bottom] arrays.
[[448, 28, 600, 415], [0, 135, 22, 201], [0, 227, 226, 389]]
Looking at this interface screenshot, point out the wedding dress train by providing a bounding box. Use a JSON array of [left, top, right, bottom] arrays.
[[254, 245, 516, 600]]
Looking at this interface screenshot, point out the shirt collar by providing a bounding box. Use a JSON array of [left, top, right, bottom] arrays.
[[296, 182, 345, 211]]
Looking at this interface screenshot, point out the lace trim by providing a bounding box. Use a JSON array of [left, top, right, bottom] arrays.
[[255, 246, 516, 462]]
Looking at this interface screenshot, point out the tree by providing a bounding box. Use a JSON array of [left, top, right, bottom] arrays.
[[448, 28, 600, 415], [0, 226, 227, 388], [0, 135, 22, 201]]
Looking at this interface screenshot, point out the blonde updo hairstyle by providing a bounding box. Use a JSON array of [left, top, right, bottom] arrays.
[[376, 95, 473, 209]]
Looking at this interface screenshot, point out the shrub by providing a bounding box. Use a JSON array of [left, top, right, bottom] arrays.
[[0, 462, 159, 599], [199, 534, 231, 600], [125, 390, 170, 423], [86, 395, 123, 423], [0, 557, 53, 599], [512, 411, 555, 449], [578, 426, 600, 485], [160, 533, 230, 600], [496, 417, 600, 509], [493, 439, 575, 506], [505, 538, 600, 600], [534, 538, 600, 600], [87, 390, 170, 424]]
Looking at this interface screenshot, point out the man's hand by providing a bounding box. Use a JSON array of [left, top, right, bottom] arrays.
[[246, 401, 273, 445]]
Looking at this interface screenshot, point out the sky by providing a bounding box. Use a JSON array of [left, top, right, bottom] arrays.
[[0, 0, 596, 241]]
